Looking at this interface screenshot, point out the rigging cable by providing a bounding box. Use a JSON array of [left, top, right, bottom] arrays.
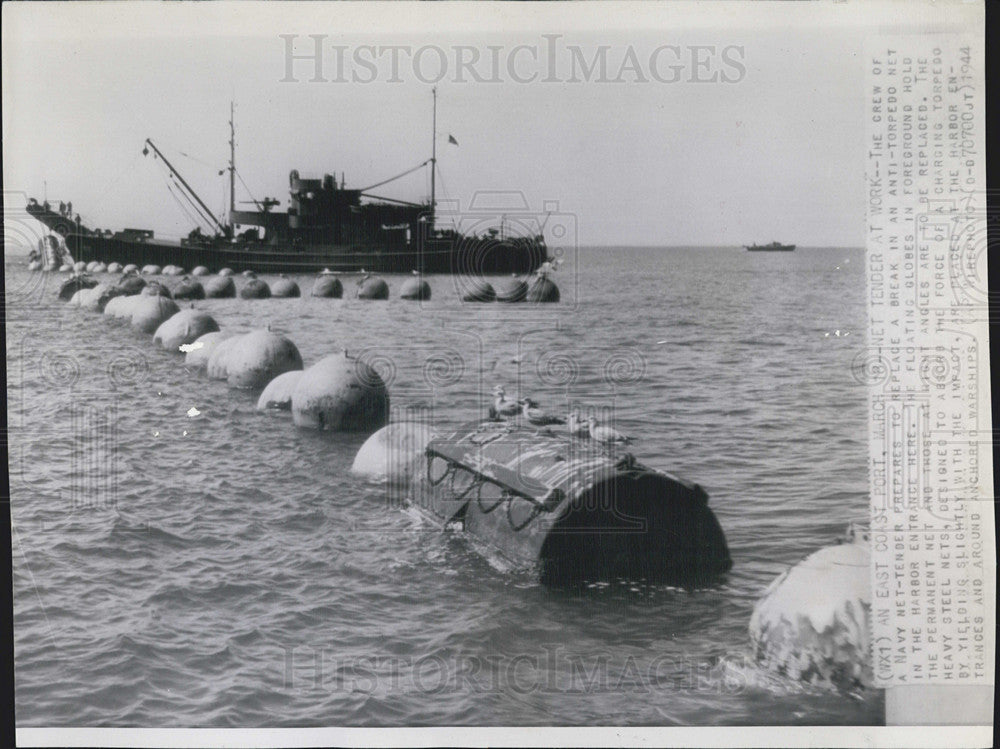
[[357, 159, 432, 192]]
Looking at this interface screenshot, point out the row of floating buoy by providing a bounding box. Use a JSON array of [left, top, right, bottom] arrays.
[[59, 272, 392, 432], [30, 255, 560, 303]]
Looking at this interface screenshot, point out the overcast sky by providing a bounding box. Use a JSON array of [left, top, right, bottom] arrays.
[[2, 1, 979, 248]]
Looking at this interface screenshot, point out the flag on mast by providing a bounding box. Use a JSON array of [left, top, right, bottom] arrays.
[[448, 134, 459, 145]]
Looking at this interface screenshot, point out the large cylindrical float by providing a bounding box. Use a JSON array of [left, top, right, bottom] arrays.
[[409, 420, 732, 586]]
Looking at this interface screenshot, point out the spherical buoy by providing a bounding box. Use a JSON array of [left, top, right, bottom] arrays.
[[240, 278, 271, 299], [218, 267, 234, 277], [107, 262, 123, 274], [96, 285, 128, 312], [749, 526, 872, 692], [206, 334, 246, 380], [122, 264, 139, 275], [166, 265, 185, 276], [141, 264, 161, 275], [58, 264, 72, 272], [311, 275, 343, 298], [85, 261, 100, 272], [461, 279, 495, 302], [28, 260, 42, 271], [291, 352, 390, 432], [153, 308, 220, 352], [271, 276, 301, 298], [191, 266, 210, 276], [116, 275, 146, 296], [73, 261, 87, 273], [496, 278, 528, 303], [256, 370, 304, 411], [526, 276, 560, 303], [224, 329, 303, 389], [241, 269, 256, 278], [173, 278, 206, 300], [141, 281, 173, 298], [205, 276, 236, 298], [68, 283, 111, 311], [92, 261, 108, 274], [400, 276, 431, 300], [58, 275, 98, 302], [103, 294, 142, 320], [184, 330, 235, 370], [350, 421, 435, 486], [356, 277, 389, 300], [130, 295, 180, 334]]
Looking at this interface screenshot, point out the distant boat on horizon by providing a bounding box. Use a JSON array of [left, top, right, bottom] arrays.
[[744, 241, 795, 252]]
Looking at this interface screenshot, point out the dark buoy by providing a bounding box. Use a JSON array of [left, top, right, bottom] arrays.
[[240, 277, 271, 299], [271, 275, 301, 298], [58, 275, 98, 302], [141, 281, 173, 298], [356, 277, 389, 300], [400, 275, 431, 300], [205, 276, 236, 298], [461, 279, 495, 302], [526, 275, 560, 303], [116, 274, 146, 296], [191, 266, 210, 276], [225, 329, 303, 389], [291, 352, 390, 432], [153, 309, 220, 352], [173, 277, 206, 300], [311, 275, 343, 298], [130, 296, 180, 334], [495, 278, 528, 303]]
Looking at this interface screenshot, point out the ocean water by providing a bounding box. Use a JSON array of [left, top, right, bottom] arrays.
[[6, 246, 883, 726]]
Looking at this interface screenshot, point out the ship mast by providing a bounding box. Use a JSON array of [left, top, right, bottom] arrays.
[[430, 87, 437, 229], [229, 101, 236, 220]]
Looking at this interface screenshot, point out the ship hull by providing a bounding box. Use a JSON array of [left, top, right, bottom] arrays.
[[27, 203, 546, 275], [745, 244, 795, 252]]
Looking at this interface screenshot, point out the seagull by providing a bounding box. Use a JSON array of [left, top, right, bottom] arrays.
[[567, 412, 590, 438], [520, 398, 565, 426], [587, 416, 633, 444], [491, 386, 521, 418]]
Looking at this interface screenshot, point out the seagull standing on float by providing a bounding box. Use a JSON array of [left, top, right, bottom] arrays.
[[587, 416, 633, 445]]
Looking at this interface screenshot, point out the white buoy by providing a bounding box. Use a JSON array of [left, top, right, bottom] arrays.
[[153, 308, 220, 352], [256, 370, 304, 411], [350, 421, 436, 487], [191, 266, 210, 276], [239, 278, 271, 299], [68, 282, 115, 311], [224, 329, 303, 389], [749, 525, 872, 691], [104, 294, 142, 319], [28, 260, 42, 271], [130, 295, 180, 334], [291, 351, 390, 431], [206, 334, 246, 380], [122, 264, 139, 275], [92, 261, 108, 274], [107, 262, 123, 274], [399, 276, 431, 301], [184, 330, 235, 370], [73, 261, 87, 273], [218, 267, 234, 277], [141, 264, 162, 275]]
